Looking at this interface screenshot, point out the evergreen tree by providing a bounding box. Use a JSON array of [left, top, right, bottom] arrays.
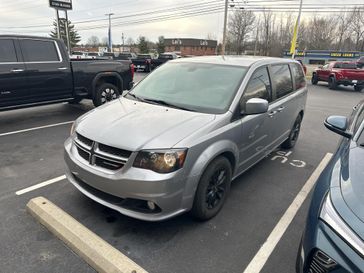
[[137, 36, 149, 53], [156, 36, 165, 54], [50, 19, 81, 48]]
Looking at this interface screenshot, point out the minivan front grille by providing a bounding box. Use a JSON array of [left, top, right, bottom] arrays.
[[74, 133, 131, 171]]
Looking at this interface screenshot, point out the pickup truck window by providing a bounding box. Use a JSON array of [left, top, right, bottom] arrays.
[[0, 39, 17, 63], [271, 64, 294, 99], [20, 39, 60, 62], [241, 66, 271, 112]]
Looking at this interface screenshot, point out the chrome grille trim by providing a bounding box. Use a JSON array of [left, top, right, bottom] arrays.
[[73, 134, 131, 171]]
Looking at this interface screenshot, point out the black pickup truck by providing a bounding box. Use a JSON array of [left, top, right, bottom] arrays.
[[0, 35, 134, 110], [151, 52, 178, 70], [132, 54, 153, 72]]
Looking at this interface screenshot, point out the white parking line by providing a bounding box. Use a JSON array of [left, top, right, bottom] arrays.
[[15, 175, 66, 196], [0, 121, 74, 137], [243, 153, 333, 273]]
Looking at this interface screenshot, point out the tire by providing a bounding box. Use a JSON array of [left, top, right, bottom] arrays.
[[281, 115, 302, 149], [93, 83, 120, 107], [354, 85, 363, 92], [191, 157, 232, 221], [311, 73, 318, 85], [68, 97, 83, 104], [144, 65, 151, 73], [328, 77, 337, 90]]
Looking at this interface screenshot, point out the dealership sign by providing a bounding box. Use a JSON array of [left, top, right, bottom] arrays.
[[49, 0, 72, 10]]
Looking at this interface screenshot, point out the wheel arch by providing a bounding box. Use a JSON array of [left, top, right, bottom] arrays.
[[92, 72, 123, 97]]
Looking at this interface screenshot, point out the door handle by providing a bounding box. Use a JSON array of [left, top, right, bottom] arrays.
[[11, 69, 24, 73], [268, 111, 277, 118], [58, 67, 68, 70], [277, 106, 285, 112]]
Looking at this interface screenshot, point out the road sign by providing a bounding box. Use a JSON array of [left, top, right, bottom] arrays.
[[49, 0, 72, 10]]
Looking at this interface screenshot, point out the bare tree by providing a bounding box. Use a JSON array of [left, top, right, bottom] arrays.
[[87, 36, 100, 47], [228, 10, 255, 54], [336, 11, 352, 50], [349, 7, 364, 51]]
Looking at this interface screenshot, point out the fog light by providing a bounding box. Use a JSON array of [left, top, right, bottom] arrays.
[[147, 201, 156, 210]]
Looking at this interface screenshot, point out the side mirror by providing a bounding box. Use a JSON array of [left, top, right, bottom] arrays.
[[324, 116, 352, 138], [243, 98, 269, 115]]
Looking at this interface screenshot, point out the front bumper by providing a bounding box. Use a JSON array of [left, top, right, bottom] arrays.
[[298, 220, 364, 273], [64, 138, 197, 221]]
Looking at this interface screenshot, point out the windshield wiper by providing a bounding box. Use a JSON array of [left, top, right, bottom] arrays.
[[125, 92, 145, 102], [142, 98, 196, 112]]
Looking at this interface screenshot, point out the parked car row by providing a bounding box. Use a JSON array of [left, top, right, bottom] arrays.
[[0, 35, 134, 110], [312, 60, 364, 92]]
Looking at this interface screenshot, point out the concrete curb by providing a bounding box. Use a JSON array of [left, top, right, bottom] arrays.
[[27, 196, 148, 273]]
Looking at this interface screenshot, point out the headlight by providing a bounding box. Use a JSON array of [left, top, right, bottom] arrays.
[[133, 149, 187, 173], [320, 194, 364, 257]]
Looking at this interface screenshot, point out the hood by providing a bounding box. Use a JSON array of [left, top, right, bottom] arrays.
[[76, 98, 215, 151], [340, 145, 364, 223]]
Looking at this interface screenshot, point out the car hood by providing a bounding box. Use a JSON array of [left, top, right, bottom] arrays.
[[76, 98, 216, 151], [339, 145, 364, 223]]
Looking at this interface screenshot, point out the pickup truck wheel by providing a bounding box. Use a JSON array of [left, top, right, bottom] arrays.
[[191, 157, 232, 221], [93, 83, 120, 107], [311, 73, 318, 85], [354, 85, 363, 92], [328, 77, 337, 90], [281, 115, 302, 149]]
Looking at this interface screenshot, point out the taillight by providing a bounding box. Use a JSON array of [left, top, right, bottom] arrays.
[[130, 63, 134, 80]]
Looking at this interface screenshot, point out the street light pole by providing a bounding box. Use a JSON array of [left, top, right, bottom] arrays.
[[105, 13, 114, 53], [221, 0, 229, 56]]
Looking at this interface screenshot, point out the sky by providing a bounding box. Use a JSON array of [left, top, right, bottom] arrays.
[[0, 0, 362, 45]]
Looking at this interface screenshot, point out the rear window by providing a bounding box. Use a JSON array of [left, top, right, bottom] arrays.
[[137, 54, 151, 59], [271, 64, 294, 99], [334, 62, 357, 69], [21, 39, 60, 62], [291, 63, 306, 90], [159, 54, 173, 59], [0, 39, 17, 62]]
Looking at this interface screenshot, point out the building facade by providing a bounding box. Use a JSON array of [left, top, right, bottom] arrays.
[[283, 50, 364, 65], [164, 38, 217, 56]]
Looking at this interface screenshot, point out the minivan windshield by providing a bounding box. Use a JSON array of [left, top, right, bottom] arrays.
[[128, 62, 248, 114]]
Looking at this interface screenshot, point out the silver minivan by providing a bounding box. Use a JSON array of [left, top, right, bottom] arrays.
[[64, 56, 307, 221]]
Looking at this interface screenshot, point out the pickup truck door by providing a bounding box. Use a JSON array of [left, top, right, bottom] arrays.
[[0, 38, 28, 108], [19, 38, 73, 103], [319, 64, 331, 81]]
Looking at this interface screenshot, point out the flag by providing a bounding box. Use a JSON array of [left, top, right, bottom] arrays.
[[290, 19, 299, 55]]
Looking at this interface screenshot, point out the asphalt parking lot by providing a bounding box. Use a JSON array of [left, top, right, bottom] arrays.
[[0, 74, 363, 273]]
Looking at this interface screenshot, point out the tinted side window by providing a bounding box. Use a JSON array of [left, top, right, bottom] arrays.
[[0, 39, 17, 62], [291, 63, 306, 90], [21, 40, 60, 62], [271, 64, 293, 99], [240, 67, 271, 111]]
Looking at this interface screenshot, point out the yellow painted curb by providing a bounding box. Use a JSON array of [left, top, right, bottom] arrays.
[[27, 196, 148, 273]]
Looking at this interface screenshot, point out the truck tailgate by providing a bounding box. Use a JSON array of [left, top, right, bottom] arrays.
[[341, 69, 364, 80]]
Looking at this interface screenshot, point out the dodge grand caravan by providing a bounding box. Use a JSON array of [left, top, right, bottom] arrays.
[[64, 56, 307, 221]]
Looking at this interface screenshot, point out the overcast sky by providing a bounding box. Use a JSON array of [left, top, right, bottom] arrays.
[[0, 0, 362, 44]]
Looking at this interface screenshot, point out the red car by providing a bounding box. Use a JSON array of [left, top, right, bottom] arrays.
[[312, 61, 364, 91]]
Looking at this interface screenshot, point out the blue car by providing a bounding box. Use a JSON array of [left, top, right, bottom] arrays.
[[297, 100, 364, 273]]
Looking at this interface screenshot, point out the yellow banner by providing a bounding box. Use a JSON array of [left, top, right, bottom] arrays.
[[290, 19, 298, 55]]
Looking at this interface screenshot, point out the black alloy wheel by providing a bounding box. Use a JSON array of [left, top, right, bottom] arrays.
[[192, 157, 232, 221], [282, 114, 302, 149], [93, 83, 120, 107]]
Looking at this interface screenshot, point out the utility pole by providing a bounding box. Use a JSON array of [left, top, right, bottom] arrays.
[[105, 13, 114, 53], [292, 0, 303, 59], [122, 33, 125, 52], [221, 0, 229, 56]]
